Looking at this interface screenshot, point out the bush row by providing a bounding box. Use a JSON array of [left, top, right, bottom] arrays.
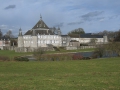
[[34, 53, 91, 61], [14, 56, 29, 61], [0, 56, 10, 61], [36, 53, 73, 61], [0, 53, 91, 62], [0, 55, 30, 62]]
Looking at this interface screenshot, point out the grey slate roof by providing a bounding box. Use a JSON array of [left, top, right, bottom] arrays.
[[32, 19, 49, 29], [24, 29, 54, 35], [24, 18, 55, 35], [0, 36, 10, 40], [61, 35, 69, 37], [80, 33, 103, 38], [69, 34, 80, 38]]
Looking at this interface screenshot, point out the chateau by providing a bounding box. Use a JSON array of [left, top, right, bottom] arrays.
[[17, 15, 108, 52], [18, 15, 62, 48]]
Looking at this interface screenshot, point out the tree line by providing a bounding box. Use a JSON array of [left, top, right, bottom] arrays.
[[93, 30, 120, 57], [68, 28, 120, 41]]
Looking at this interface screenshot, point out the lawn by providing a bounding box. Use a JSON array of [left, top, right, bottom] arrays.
[[0, 48, 94, 58], [0, 57, 120, 90], [0, 50, 32, 58]]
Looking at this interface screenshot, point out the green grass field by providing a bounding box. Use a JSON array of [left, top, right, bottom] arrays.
[[0, 48, 95, 58], [0, 57, 120, 90], [0, 50, 32, 57]]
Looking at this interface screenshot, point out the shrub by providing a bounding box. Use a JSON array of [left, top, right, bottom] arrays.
[[91, 53, 98, 59], [53, 47, 60, 51], [14, 56, 29, 61], [83, 57, 91, 60], [91, 45, 105, 58], [37, 53, 73, 61], [72, 53, 83, 60], [33, 47, 45, 60], [0, 56, 10, 61]]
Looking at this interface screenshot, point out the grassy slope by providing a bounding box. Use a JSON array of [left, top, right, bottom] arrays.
[[0, 57, 120, 90]]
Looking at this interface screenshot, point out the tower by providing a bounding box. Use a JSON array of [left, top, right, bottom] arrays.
[[18, 28, 24, 47], [103, 35, 108, 43], [57, 26, 61, 35]]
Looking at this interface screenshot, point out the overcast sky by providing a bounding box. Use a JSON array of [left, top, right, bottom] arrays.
[[0, 0, 120, 36]]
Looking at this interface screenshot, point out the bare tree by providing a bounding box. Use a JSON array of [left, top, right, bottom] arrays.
[[96, 30, 118, 42], [5, 30, 14, 38], [89, 38, 97, 45], [114, 30, 120, 42], [0, 29, 3, 38]]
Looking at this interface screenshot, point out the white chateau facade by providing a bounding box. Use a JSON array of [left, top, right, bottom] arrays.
[[17, 15, 108, 51], [18, 16, 62, 48]]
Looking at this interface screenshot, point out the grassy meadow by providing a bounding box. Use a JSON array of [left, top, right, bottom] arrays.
[[0, 48, 95, 57], [0, 57, 120, 90], [0, 50, 32, 58]]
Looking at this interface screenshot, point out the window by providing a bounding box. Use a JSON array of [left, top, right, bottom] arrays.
[[41, 35, 42, 38], [43, 40, 46, 43], [44, 35, 46, 38], [41, 40, 43, 43], [50, 40, 52, 43], [52, 40, 53, 43], [63, 41, 66, 43]]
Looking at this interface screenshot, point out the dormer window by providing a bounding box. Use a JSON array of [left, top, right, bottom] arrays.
[[37, 24, 38, 27]]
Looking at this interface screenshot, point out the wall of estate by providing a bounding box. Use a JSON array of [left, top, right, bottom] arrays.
[[66, 46, 96, 50]]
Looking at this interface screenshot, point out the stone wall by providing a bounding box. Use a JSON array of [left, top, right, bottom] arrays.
[[66, 46, 77, 50], [78, 46, 96, 49], [66, 46, 96, 50], [3, 45, 96, 52], [14, 47, 54, 52], [3, 46, 16, 50]]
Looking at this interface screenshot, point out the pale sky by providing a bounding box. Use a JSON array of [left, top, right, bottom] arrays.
[[0, 0, 120, 36]]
